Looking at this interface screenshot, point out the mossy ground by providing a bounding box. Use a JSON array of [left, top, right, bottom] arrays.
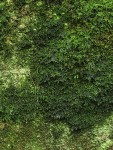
[[1, 112, 113, 150]]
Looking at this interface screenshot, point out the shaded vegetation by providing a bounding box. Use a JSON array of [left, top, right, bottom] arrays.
[[1, 0, 113, 149]]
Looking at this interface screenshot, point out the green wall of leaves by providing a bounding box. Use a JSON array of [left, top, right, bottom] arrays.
[[1, 0, 113, 130]]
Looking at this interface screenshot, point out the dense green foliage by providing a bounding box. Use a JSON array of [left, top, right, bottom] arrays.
[[1, 0, 113, 137]]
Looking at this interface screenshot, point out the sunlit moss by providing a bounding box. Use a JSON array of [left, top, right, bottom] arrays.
[[0, 56, 30, 88], [36, 1, 43, 7], [91, 112, 113, 149]]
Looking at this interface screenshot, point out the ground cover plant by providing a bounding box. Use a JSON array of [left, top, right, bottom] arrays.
[[1, 0, 113, 149]]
